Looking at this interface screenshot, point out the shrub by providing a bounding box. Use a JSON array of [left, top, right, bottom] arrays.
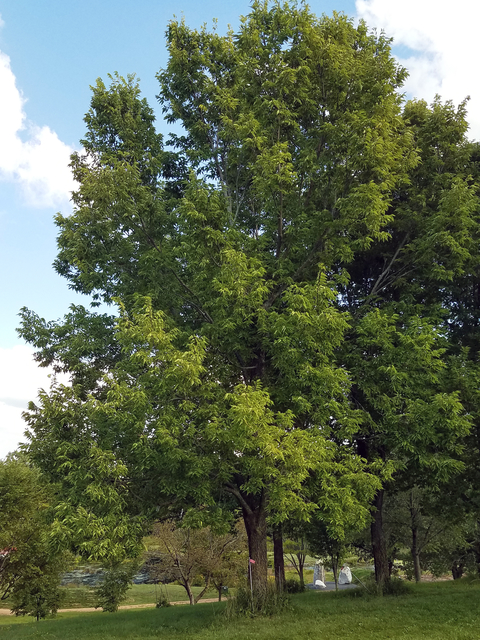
[[342, 575, 411, 599], [94, 563, 137, 612], [225, 583, 291, 617], [156, 595, 172, 608], [284, 578, 305, 594], [382, 577, 412, 596]]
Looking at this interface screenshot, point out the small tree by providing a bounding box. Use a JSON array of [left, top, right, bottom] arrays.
[[0, 457, 69, 618], [305, 518, 350, 590], [11, 563, 63, 621], [94, 561, 139, 612], [149, 520, 246, 605], [283, 535, 309, 591]]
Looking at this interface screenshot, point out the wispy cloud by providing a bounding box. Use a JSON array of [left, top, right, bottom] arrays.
[[0, 21, 77, 208], [0, 345, 69, 459], [356, 0, 480, 140]]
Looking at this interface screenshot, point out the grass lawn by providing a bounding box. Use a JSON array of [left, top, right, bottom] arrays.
[[56, 583, 218, 608], [1, 580, 479, 639], [0, 583, 220, 611]]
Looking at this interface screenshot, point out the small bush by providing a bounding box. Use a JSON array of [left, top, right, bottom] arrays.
[[382, 577, 412, 596], [461, 571, 480, 585], [94, 563, 136, 612], [342, 575, 411, 599], [284, 578, 305, 594], [341, 575, 376, 598], [156, 595, 172, 608], [225, 583, 291, 617]]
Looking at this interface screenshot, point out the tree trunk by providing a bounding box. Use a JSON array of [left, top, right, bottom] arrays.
[[218, 586, 222, 601], [331, 554, 339, 591], [451, 562, 464, 580], [226, 483, 268, 599], [371, 489, 390, 588], [184, 581, 195, 605], [273, 525, 285, 592], [474, 521, 480, 576], [242, 492, 268, 599], [193, 575, 211, 604], [298, 555, 305, 591], [388, 559, 394, 576], [411, 526, 422, 583]]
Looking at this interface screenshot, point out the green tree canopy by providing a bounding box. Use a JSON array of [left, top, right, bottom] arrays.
[[19, 1, 476, 597], [0, 457, 69, 618]]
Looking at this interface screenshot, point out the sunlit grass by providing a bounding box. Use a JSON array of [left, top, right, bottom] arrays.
[[1, 580, 479, 639]]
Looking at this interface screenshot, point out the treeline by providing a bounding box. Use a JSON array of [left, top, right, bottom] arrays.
[[9, 1, 480, 605]]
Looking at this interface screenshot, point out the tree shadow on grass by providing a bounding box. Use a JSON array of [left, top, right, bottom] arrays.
[[1, 601, 225, 639]]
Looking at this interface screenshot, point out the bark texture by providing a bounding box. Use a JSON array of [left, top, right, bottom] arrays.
[[242, 492, 268, 597], [371, 489, 390, 587], [273, 525, 285, 592], [411, 527, 422, 583]]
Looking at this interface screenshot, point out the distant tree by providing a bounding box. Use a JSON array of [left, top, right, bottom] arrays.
[[94, 561, 139, 612], [383, 487, 480, 582], [282, 527, 310, 591], [209, 522, 248, 601], [305, 517, 351, 590], [149, 520, 247, 604], [421, 517, 478, 580]]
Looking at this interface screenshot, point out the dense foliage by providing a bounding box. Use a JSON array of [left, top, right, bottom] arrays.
[[0, 457, 69, 618], [17, 1, 480, 597]]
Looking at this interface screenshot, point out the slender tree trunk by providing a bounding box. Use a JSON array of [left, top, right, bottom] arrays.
[[371, 489, 390, 588], [411, 526, 422, 583], [474, 521, 480, 576], [218, 586, 222, 601], [242, 492, 268, 598], [183, 580, 195, 605], [451, 562, 464, 580], [273, 525, 285, 592], [331, 554, 339, 591], [193, 575, 211, 604], [298, 555, 305, 591]]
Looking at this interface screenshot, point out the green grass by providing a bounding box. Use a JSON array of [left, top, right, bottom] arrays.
[[123, 583, 218, 605], [1, 580, 479, 639], [2, 583, 219, 611]]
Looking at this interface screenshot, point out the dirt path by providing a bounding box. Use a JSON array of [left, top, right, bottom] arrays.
[[0, 598, 221, 616]]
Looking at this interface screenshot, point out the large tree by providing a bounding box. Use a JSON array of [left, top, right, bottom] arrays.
[[339, 97, 479, 585], [20, 2, 453, 597]]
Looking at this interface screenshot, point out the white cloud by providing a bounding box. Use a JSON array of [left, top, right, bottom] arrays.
[[356, 0, 480, 140], [0, 49, 77, 208], [0, 345, 69, 459]]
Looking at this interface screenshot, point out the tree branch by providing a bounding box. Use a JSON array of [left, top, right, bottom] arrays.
[[224, 482, 253, 516], [369, 233, 409, 298]]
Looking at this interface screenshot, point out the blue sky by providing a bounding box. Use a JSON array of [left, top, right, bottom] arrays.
[[0, 0, 357, 349], [0, 0, 478, 457]]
